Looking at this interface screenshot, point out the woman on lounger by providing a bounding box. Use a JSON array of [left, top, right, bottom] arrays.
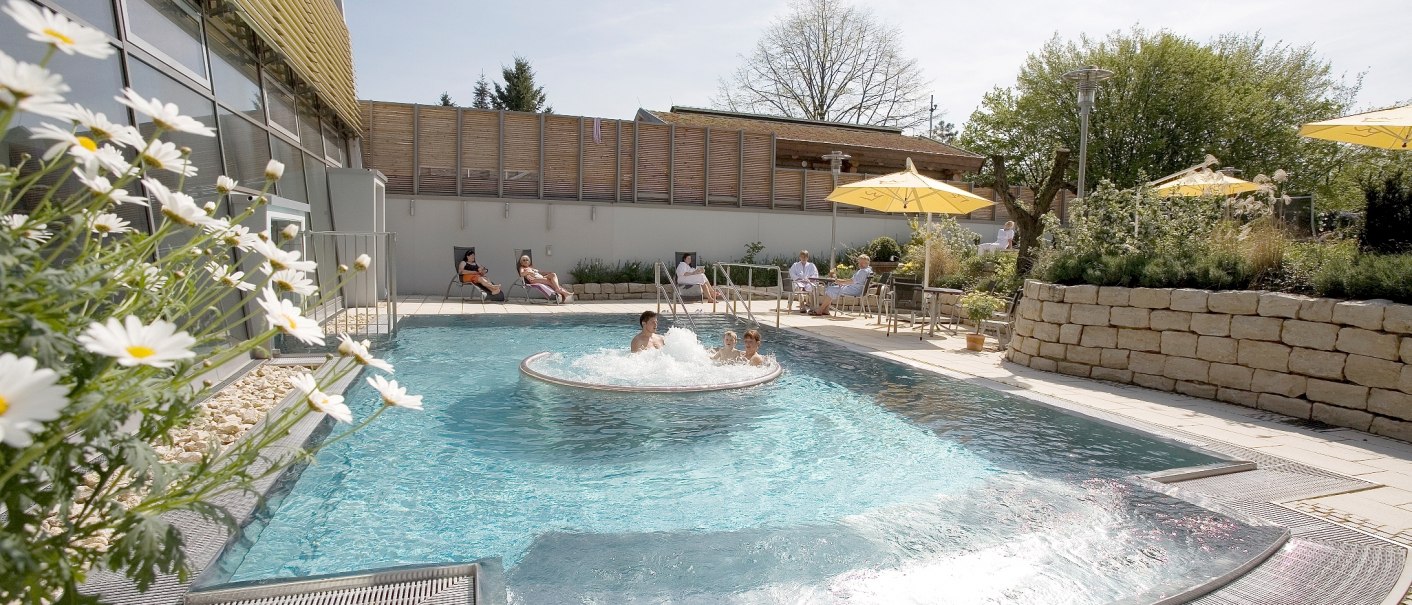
[[518, 255, 573, 302], [675, 253, 720, 303], [458, 250, 501, 295]]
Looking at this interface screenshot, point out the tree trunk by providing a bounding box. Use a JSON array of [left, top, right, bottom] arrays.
[[994, 149, 1071, 277]]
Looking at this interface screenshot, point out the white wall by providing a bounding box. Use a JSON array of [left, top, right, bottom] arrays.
[[386, 195, 998, 295]]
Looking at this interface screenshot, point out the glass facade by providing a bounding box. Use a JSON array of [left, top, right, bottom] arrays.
[[0, 0, 354, 237]]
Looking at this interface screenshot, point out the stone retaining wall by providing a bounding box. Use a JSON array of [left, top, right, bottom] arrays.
[[569, 282, 657, 300], [1006, 281, 1412, 441]]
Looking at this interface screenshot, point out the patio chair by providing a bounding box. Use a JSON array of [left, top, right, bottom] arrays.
[[671, 251, 704, 302], [506, 248, 559, 303], [444, 246, 487, 304], [979, 287, 1025, 347]]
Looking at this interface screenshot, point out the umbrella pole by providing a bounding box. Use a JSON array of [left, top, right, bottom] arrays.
[[922, 212, 933, 288], [830, 201, 838, 271]]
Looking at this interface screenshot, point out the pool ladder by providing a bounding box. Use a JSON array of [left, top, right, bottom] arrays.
[[653, 261, 698, 333]]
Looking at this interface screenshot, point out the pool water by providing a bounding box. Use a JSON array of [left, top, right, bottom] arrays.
[[209, 314, 1282, 603]]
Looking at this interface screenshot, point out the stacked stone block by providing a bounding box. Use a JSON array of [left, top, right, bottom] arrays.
[[1007, 281, 1412, 442], [568, 283, 657, 300]]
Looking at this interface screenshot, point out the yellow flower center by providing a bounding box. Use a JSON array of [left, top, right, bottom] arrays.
[[76, 136, 98, 152], [43, 28, 75, 45], [126, 345, 156, 359], [0, 394, 8, 415], [140, 153, 163, 169]]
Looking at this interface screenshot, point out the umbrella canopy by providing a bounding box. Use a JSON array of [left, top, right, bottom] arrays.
[[1299, 104, 1412, 150], [826, 158, 996, 215], [1151, 170, 1260, 197]]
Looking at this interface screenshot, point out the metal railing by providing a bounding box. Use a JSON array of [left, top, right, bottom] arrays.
[[652, 261, 697, 333], [713, 263, 784, 328], [287, 231, 399, 352]]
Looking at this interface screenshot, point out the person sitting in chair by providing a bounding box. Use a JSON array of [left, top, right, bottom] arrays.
[[675, 253, 720, 303], [458, 250, 501, 295], [518, 254, 573, 302], [811, 254, 873, 316], [789, 249, 819, 291]]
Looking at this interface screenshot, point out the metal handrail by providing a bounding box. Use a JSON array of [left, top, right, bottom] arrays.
[[653, 261, 697, 333], [712, 263, 784, 328]]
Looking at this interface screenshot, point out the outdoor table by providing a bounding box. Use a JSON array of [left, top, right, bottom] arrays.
[[922, 287, 964, 339], [802, 277, 839, 313]]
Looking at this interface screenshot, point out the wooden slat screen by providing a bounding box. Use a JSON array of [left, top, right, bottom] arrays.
[[708, 130, 740, 205], [967, 186, 997, 221], [363, 102, 413, 194], [636, 123, 669, 202], [416, 106, 457, 195], [742, 135, 773, 208], [461, 110, 498, 196], [581, 118, 618, 201], [619, 122, 635, 201], [501, 112, 539, 198], [672, 126, 706, 205], [805, 171, 834, 212], [543, 115, 579, 199], [774, 169, 802, 209]]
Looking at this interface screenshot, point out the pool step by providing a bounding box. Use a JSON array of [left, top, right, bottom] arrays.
[[182, 561, 504, 605]]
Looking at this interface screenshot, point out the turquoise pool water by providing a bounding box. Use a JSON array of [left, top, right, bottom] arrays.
[[210, 314, 1281, 603]]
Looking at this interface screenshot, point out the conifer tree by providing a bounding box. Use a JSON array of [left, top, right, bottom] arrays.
[[492, 57, 551, 113], [437, 91, 455, 106], [471, 73, 493, 109]]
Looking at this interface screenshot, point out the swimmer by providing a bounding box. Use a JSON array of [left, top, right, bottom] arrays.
[[631, 310, 665, 353], [712, 330, 742, 363], [742, 329, 766, 366]]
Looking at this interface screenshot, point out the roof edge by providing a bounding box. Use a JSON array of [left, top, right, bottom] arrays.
[[662, 106, 904, 134]]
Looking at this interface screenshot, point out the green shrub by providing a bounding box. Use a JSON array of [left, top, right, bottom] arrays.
[[865, 236, 903, 262], [1361, 172, 1412, 255], [1316, 253, 1412, 304], [569, 258, 613, 283]]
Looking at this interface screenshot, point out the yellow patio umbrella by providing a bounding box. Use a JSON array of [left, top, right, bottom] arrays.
[[1151, 170, 1260, 197], [826, 158, 995, 288], [1299, 104, 1412, 150]]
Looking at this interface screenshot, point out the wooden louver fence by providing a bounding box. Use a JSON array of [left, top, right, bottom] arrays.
[[360, 101, 1064, 222]]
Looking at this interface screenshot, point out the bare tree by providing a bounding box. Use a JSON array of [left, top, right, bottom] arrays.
[[714, 0, 929, 130]]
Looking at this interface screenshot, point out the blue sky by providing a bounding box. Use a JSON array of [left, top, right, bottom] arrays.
[[345, 0, 1409, 129]]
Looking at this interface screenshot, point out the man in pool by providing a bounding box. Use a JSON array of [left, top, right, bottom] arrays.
[[631, 310, 665, 352], [742, 329, 766, 366]]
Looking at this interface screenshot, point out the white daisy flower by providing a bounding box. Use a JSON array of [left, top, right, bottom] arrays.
[[270, 268, 317, 297], [288, 372, 351, 423], [264, 159, 284, 181], [3, 0, 114, 59], [88, 212, 130, 237], [73, 168, 147, 205], [0, 353, 70, 448], [337, 334, 393, 373], [80, 144, 138, 177], [256, 287, 324, 345], [136, 263, 167, 292], [137, 140, 196, 177], [30, 122, 103, 163], [215, 175, 237, 194], [144, 178, 217, 228], [78, 316, 197, 369], [353, 254, 372, 270], [4, 214, 50, 243], [365, 375, 422, 411], [116, 88, 214, 137], [203, 219, 259, 251], [249, 238, 317, 273], [66, 105, 144, 148], [204, 262, 255, 292], [0, 50, 70, 118]]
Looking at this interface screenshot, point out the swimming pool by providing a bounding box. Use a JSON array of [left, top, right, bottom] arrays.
[[206, 314, 1283, 603]]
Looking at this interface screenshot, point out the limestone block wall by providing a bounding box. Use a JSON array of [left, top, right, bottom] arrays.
[[568, 283, 656, 300], [1007, 281, 1412, 441]]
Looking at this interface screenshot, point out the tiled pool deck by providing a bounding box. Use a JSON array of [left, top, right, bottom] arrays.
[[404, 295, 1412, 603]]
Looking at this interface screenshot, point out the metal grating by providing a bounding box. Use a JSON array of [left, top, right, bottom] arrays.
[[205, 576, 470, 605], [1220, 501, 1396, 547], [1187, 538, 1405, 605], [1172, 468, 1376, 503]]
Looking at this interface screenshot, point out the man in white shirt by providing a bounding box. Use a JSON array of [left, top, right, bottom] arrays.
[[789, 250, 819, 291]]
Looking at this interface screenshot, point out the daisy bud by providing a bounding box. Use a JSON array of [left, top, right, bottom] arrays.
[[257, 231, 270, 242], [280, 224, 300, 241], [215, 175, 237, 194], [180, 146, 192, 156], [173, 270, 186, 279], [354, 254, 372, 270], [202, 201, 217, 215], [264, 159, 285, 181], [337, 264, 349, 273]]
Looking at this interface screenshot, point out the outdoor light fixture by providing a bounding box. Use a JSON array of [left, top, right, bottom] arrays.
[[823, 150, 851, 269], [1062, 65, 1114, 200]]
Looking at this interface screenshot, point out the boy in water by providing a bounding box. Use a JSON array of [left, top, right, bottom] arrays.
[[712, 330, 742, 362], [742, 329, 766, 366], [631, 310, 665, 352]]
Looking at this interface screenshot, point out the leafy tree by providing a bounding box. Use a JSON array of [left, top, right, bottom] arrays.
[[714, 0, 929, 129], [1361, 172, 1412, 255], [471, 73, 493, 110], [929, 120, 957, 144], [492, 57, 551, 113], [958, 28, 1359, 197], [437, 91, 456, 107], [994, 149, 1069, 276]]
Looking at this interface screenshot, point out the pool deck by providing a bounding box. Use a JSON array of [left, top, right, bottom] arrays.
[[401, 295, 1412, 604]]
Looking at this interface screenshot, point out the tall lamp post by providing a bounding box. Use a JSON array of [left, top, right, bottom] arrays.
[[1061, 65, 1114, 200], [823, 150, 851, 269]]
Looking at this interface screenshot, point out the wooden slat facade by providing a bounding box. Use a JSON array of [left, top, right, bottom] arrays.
[[359, 101, 1069, 220]]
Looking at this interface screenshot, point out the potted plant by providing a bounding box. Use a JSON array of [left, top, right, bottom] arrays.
[[960, 291, 1005, 351], [866, 236, 903, 273]]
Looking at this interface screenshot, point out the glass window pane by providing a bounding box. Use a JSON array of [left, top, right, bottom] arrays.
[[208, 27, 262, 120], [0, 12, 124, 118], [271, 135, 306, 202], [53, 0, 117, 36], [322, 124, 345, 166], [298, 109, 322, 153], [304, 153, 330, 230], [264, 77, 298, 137], [129, 59, 221, 199], [218, 108, 270, 186], [125, 0, 207, 81]]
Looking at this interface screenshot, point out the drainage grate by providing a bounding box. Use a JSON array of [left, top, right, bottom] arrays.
[[1171, 468, 1376, 503], [1219, 501, 1395, 547], [199, 576, 470, 605], [182, 563, 488, 605], [1186, 538, 1405, 605]]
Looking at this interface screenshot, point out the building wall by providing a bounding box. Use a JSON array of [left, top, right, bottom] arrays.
[[385, 195, 1003, 295]]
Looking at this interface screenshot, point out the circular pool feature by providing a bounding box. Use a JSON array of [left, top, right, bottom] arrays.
[[520, 351, 782, 392], [519, 326, 782, 392]]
